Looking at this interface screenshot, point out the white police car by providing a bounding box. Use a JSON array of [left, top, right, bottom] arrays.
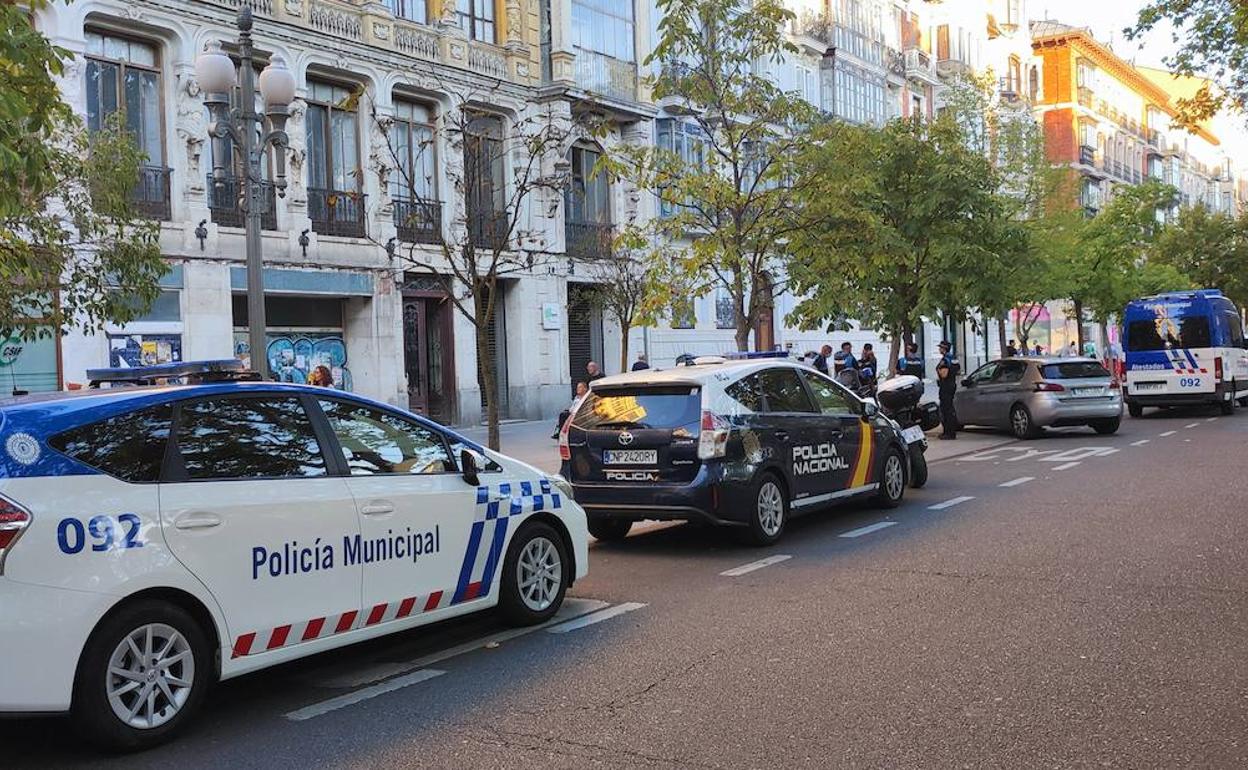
[[0, 361, 587, 749]]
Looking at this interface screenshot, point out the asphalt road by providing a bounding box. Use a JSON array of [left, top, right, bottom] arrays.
[[6, 408, 1248, 768]]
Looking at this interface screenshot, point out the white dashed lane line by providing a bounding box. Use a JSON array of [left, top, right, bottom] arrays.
[[999, 476, 1035, 487], [286, 669, 446, 721], [839, 521, 896, 538], [1052, 461, 1081, 471], [719, 554, 793, 576], [1185, 422, 1201, 429], [1159, 430, 1177, 437], [1130, 439, 1150, 446], [929, 496, 975, 511], [547, 602, 647, 634], [1206, 417, 1218, 422]]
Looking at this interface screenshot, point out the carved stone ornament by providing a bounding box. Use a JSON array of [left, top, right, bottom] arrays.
[[506, 1, 522, 44], [285, 0, 303, 15], [176, 70, 207, 193], [373, 22, 390, 41]]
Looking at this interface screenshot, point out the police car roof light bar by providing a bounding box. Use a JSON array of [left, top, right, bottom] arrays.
[[86, 359, 259, 387], [724, 351, 792, 360]]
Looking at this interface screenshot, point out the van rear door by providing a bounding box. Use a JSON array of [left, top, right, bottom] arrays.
[[566, 386, 702, 484]]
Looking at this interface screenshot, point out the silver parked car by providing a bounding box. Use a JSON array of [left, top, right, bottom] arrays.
[[954, 357, 1123, 439]]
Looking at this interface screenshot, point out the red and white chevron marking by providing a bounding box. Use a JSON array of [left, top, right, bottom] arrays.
[[232, 589, 454, 658]]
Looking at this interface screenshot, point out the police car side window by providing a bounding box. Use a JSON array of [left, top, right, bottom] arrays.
[[725, 373, 764, 412], [318, 400, 453, 475], [799, 371, 855, 415], [48, 404, 173, 483], [759, 368, 817, 413], [174, 397, 327, 480]]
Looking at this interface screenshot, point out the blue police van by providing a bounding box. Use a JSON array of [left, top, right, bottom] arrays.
[[1122, 290, 1248, 416]]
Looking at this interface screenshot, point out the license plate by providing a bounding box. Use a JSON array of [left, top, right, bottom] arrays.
[[901, 426, 925, 443], [1073, 387, 1103, 396], [1133, 382, 1165, 392], [602, 449, 657, 465]]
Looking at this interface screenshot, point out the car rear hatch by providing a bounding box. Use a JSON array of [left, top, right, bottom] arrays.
[[567, 385, 702, 484], [1041, 361, 1117, 401]]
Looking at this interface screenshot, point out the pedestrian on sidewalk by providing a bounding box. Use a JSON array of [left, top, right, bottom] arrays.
[[813, 344, 833, 375], [631, 353, 650, 371], [553, 381, 589, 439], [935, 340, 960, 440], [586, 361, 605, 381], [1006, 339, 1019, 357]]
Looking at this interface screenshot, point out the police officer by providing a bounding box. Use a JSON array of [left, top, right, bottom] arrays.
[[899, 343, 924, 378], [935, 340, 960, 440]]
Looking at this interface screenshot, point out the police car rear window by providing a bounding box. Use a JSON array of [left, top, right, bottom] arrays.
[[48, 404, 173, 483], [1126, 317, 1211, 351], [1041, 362, 1111, 380], [573, 388, 701, 431]]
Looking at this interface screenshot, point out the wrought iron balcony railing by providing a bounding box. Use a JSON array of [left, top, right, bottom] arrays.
[[308, 187, 366, 238], [207, 175, 277, 230], [393, 197, 443, 244], [565, 221, 613, 260], [134, 165, 173, 221]]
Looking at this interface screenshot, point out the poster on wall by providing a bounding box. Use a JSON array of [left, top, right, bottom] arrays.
[[108, 334, 183, 368], [234, 331, 353, 391], [0, 334, 59, 395]]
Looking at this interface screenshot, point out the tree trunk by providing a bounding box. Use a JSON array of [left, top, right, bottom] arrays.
[[887, 333, 901, 379], [1072, 299, 1086, 352], [734, 316, 750, 352], [474, 294, 500, 451], [997, 317, 1008, 357], [619, 320, 631, 372]]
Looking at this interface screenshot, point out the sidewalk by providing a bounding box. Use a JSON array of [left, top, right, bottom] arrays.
[[460, 417, 1015, 474]]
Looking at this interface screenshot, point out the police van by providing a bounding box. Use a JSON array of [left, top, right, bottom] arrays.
[[0, 361, 587, 749], [559, 354, 911, 545], [1123, 290, 1248, 416]]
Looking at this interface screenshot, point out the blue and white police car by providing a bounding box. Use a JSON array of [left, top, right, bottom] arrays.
[[0, 361, 587, 749]]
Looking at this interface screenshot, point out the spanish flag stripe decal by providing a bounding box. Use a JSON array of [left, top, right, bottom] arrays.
[[849, 421, 874, 488]]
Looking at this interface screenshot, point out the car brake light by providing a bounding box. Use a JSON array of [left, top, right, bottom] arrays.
[[558, 416, 572, 461], [1109, 380, 1121, 389], [0, 495, 32, 574], [1215, 356, 1223, 382], [1034, 382, 1065, 392], [698, 410, 729, 460]]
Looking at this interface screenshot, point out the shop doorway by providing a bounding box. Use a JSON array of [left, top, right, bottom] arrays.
[[567, 283, 603, 393], [402, 282, 456, 425]]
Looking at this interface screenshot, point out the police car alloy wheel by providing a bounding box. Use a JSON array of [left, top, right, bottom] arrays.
[[743, 474, 787, 546], [499, 522, 569, 626], [72, 600, 210, 750], [875, 449, 906, 508]]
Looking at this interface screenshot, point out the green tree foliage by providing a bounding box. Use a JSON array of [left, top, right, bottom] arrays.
[[1128, 1, 1248, 125], [604, 0, 816, 351], [1152, 205, 1248, 308], [786, 114, 1008, 364]]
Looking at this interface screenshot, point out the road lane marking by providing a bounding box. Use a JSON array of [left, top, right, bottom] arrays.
[[1052, 461, 1081, 470], [286, 669, 446, 721], [1185, 422, 1200, 429], [999, 476, 1034, 487], [1159, 430, 1177, 437], [838, 521, 896, 538], [929, 496, 974, 511], [719, 554, 793, 576], [1206, 417, 1217, 422], [1130, 439, 1150, 446], [547, 602, 647, 634], [306, 598, 609, 689]]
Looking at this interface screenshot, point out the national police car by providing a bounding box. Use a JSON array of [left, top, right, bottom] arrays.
[[0, 361, 587, 749], [559, 354, 911, 545]]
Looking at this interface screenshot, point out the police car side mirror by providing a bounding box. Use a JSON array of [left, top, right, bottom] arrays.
[[460, 449, 480, 487], [862, 401, 879, 419]]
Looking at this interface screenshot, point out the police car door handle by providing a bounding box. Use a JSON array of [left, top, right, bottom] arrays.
[[360, 501, 396, 516], [774, 429, 790, 442], [173, 512, 222, 530]]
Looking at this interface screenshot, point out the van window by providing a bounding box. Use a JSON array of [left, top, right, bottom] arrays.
[[1126, 315, 1211, 350], [1041, 362, 1111, 379], [1226, 312, 1245, 347], [573, 387, 701, 431]]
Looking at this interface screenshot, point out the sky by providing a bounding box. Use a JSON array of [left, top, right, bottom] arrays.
[[1030, 0, 1176, 68]]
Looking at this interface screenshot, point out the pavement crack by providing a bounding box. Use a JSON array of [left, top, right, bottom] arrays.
[[594, 648, 725, 715]]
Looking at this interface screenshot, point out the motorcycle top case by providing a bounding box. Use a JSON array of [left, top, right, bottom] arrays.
[[877, 375, 924, 411]]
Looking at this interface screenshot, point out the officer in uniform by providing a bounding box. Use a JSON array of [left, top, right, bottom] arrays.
[[935, 340, 960, 440]]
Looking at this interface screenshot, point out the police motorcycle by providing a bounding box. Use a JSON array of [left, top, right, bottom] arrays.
[[874, 375, 940, 488]]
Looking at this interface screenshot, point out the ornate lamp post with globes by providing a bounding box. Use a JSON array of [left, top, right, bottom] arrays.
[[194, 6, 295, 379]]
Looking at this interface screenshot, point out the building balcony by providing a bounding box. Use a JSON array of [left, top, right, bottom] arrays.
[[1078, 145, 1097, 166], [308, 187, 367, 238], [135, 165, 173, 221], [905, 49, 939, 85], [468, 211, 509, 252], [565, 221, 613, 260], [936, 56, 974, 80], [393, 197, 442, 245], [573, 49, 639, 105], [207, 176, 278, 230]]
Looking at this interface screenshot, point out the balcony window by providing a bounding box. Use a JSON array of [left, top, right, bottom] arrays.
[[464, 113, 507, 250], [85, 31, 169, 220], [457, 0, 496, 43], [388, 0, 428, 23], [656, 119, 706, 219], [390, 101, 440, 244], [565, 145, 611, 259], [207, 60, 277, 230], [307, 81, 365, 237], [715, 289, 734, 329], [670, 296, 695, 329]]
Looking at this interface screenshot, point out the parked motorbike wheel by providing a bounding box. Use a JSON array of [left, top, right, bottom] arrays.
[[907, 443, 928, 488]]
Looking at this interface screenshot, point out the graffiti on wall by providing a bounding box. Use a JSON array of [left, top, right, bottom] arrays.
[[233, 332, 353, 391]]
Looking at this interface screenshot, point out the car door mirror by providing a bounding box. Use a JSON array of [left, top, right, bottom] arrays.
[[962, 377, 974, 388], [862, 400, 879, 418], [460, 448, 480, 487]]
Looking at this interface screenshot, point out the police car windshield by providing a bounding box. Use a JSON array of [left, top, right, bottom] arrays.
[[1126, 316, 1211, 351], [573, 387, 701, 431]]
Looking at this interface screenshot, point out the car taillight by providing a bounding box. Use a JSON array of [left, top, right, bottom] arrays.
[[1034, 382, 1065, 392], [558, 417, 572, 461], [0, 495, 32, 574], [1109, 380, 1121, 389], [1215, 356, 1223, 382], [697, 410, 729, 460]]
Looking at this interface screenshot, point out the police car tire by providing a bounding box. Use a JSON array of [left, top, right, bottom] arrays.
[[71, 600, 211, 751], [874, 448, 907, 508], [741, 473, 787, 546], [498, 521, 569, 627], [587, 517, 633, 542]]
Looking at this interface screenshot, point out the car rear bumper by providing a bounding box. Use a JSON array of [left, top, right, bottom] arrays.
[[1030, 395, 1123, 426], [1126, 382, 1232, 406], [570, 466, 750, 527], [0, 579, 115, 712]]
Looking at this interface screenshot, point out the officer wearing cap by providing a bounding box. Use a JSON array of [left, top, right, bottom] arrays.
[[935, 340, 960, 440]]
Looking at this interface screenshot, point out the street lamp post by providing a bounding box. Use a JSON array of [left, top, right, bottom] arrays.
[[195, 7, 295, 379]]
